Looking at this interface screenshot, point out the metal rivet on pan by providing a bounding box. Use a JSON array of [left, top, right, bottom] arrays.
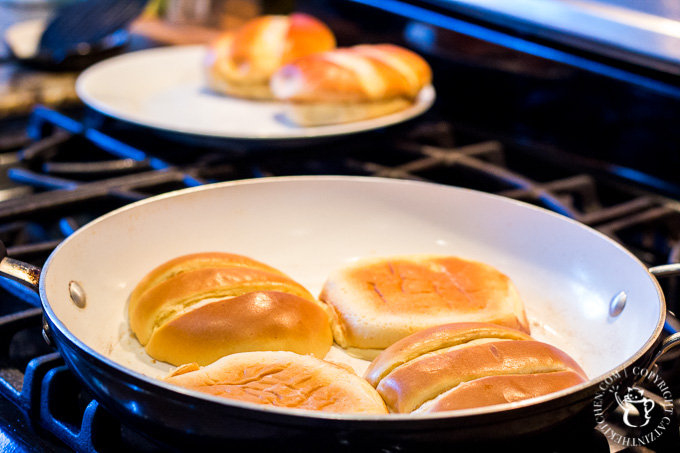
[[69, 281, 86, 308], [42, 316, 53, 348], [41, 329, 52, 347], [609, 290, 627, 317]]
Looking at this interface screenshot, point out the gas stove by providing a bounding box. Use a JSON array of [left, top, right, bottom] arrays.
[[0, 103, 678, 452], [2, 0, 680, 450]]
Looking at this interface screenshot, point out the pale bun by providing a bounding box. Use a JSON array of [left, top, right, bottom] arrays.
[[318, 254, 530, 359], [129, 253, 332, 366], [279, 97, 413, 128], [270, 44, 432, 126], [205, 13, 336, 100], [163, 351, 388, 414], [364, 322, 587, 413]]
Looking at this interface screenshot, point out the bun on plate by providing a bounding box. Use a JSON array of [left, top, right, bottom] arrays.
[[270, 43, 432, 126], [205, 13, 336, 100], [128, 252, 333, 366], [318, 254, 530, 359], [364, 322, 587, 413], [163, 351, 388, 414]]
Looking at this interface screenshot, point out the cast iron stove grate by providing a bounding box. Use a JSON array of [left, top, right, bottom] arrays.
[[0, 106, 678, 452]]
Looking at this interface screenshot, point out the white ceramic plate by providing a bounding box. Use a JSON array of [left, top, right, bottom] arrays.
[[75, 45, 436, 142]]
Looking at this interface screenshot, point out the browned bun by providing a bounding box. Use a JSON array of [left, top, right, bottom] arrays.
[[364, 322, 533, 387], [318, 255, 530, 359], [415, 371, 586, 412], [129, 253, 332, 366], [364, 322, 587, 413], [145, 291, 333, 366], [129, 252, 287, 307], [205, 13, 336, 100], [270, 44, 432, 126], [163, 351, 388, 414]]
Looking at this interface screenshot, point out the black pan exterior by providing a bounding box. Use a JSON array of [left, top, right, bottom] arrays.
[[44, 309, 659, 451]]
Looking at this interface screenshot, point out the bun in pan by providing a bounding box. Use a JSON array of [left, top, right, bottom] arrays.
[[318, 254, 530, 359], [205, 13, 336, 100], [364, 322, 587, 413], [129, 253, 332, 366], [270, 44, 432, 126], [163, 351, 388, 414]]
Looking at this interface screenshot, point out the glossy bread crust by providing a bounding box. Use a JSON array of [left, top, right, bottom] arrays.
[[270, 44, 432, 125], [364, 322, 587, 413], [205, 13, 336, 100], [145, 291, 333, 366], [364, 322, 534, 387], [129, 253, 332, 366], [271, 44, 432, 102]]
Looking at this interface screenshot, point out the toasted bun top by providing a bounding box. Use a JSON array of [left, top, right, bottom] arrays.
[[364, 322, 533, 387], [163, 351, 388, 414], [128, 252, 318, 346], [206, 13, 336, 86], [270, 44, 432, 102], [130, 265, 315, 345], [342, 256, 507, 313], [413, 371, 587, 413], [319, 255, 529, 355], [284, 13, 337, 63], [129, 252, 286, 308], [364, 322, 588, 413], [145, 291, 333, 366], [376, 339, 587, 413]]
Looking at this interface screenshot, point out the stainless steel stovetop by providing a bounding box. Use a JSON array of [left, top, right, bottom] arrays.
[[421, 0, 680, 74]]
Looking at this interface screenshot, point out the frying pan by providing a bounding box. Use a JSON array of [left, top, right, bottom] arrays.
[[1, 176, 679, 450]]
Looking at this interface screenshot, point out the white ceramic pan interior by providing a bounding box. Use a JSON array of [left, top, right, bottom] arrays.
[[40, 176, 663, 386]]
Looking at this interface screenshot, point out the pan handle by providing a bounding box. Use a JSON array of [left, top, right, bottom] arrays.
[[649, 264, 680, 334], [649, 263, 680, 334], [0, 241, 41, 294], [0, 241, 53, 346], [650, 263, 680, 277], [642, 264, 680, 376]]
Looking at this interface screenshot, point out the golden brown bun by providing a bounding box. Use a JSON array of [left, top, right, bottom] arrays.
[[129, 253, 332, 366], [205, 13, 336, 100], [145, 291, 333, 366], [364, 322, 587, 413], [270, 44, 432, 126], [163, 351, 389, 414], [364, 323, 533, 387], [318, 255, 530, 359], [129, 252, 287, 308], [414, 371, 587, 413]]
